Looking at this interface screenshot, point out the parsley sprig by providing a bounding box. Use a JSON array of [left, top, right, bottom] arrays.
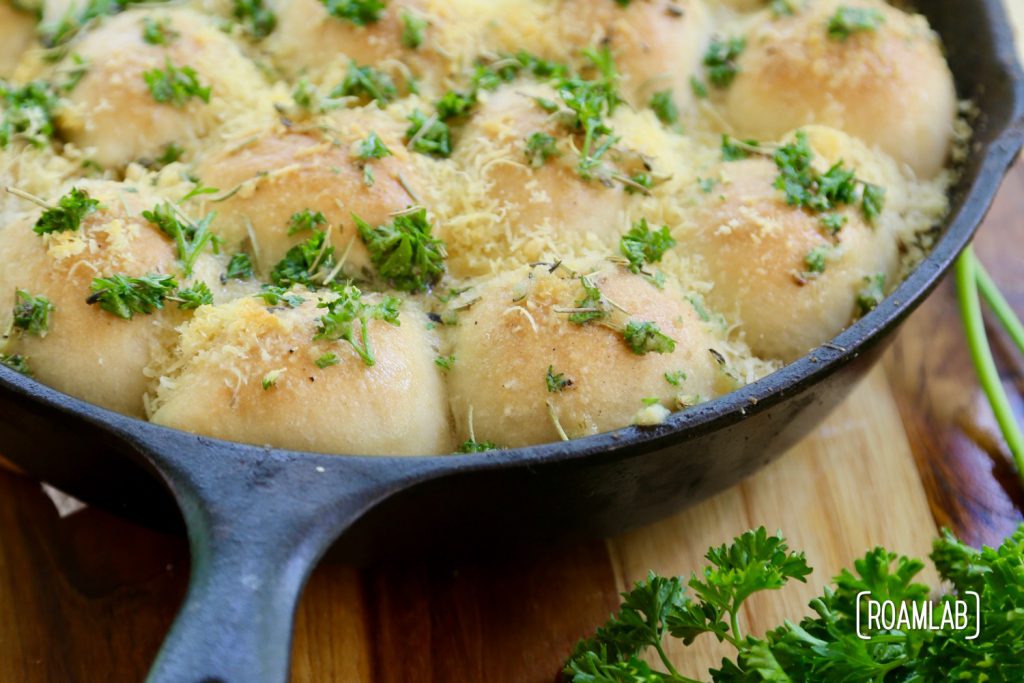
[[827, 6, 885, 41], [355, 207, 447, 293], [12, 290, 55, 337], [314, 284, 401, 366], [703, 37, 745, 88], [232, 0, 276, 39], [319, 0, 385, 26], [87, 273, 177, 320], [143, 202, 221, 277], [143, 60, 212, 107], [32, 188, 100, 235], [0, 80, 60, 149], [565, 524, 1024, 682], [620, 219, 675, 275], [270, 230, 336, 289]]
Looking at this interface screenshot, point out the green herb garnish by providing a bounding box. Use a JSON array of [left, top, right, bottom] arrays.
[[804, 245, 829, 274], [143, 202, 221, 277], [649, 89, 679, 126], [355, 208, 447, 293], [33, 188, 100, 235], [225, 253, 254, 280], [174, 282, 213, 310], [333, 61, 397, 104], [315, 353, 340, 369], [620, 219, 675, 275], [0, 80, 59, 149], [232, 0, 276, 39], [0, 353, 30, 375], [406, 109, 452, 157], [13, 290, 54, 337], [703, 36, 745, 88], [270, 230, 335, 288], [400, 9, 427, 48], [320, 0, 385, 26], [827, 6, 885, 41], [142, 16, 178, 44], [664, 370, 687, 386], [623, 320, 676, 355], [287, 209, 328, 236], [458, 439, 500, 454], [525, 132, 560, 167], [856, 272, 886, 314], [435, 354, 455, 370], [314, 284, 401, 367], [143, 60, 211, 106], [546, 365, 572, 393], [565, 524, 1024, 683], [356, 132, 392, 160], [87, 273, 177, 319]]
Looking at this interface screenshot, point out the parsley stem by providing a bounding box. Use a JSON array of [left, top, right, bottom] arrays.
[[956, 248, 1024, 481], [652, 641, 700, 683]]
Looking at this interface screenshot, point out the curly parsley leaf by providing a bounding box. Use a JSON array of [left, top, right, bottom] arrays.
[[13, 290, 54, 337], [143, 202, 221, 277], [33, 188, 100, 235], [334, 60, 397, 104], [0, 80, 60, 149], [225, 252, 254, 281], [703, 37, 745, 88], [406, 109, 452, 157], [620, 219, 676, 275], [0, 353, 30, 375], [650, 89, 679, 126], [320, 0, 385, 26], [400, 9, 427, 48], [87, 273, 177, 320], [174, 281, 213, 310], [355, 208, 447, 293], [232, 0, 276, 39], [827, 6, 885, 41], [143, 60, 211, 106], [314, 284, 401, 366], [287, 209, 328, 236], [270, 230, 335, 289], [623, 321, 676, 356]]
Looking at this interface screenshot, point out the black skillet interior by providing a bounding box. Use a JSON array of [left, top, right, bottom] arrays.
[[0, 1, 1021, 681]]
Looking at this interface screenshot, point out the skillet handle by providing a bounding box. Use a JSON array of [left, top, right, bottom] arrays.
[[131, 433, 435, 683]]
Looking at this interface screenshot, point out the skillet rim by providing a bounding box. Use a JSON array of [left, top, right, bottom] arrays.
[[0, 0, 1022, 479]]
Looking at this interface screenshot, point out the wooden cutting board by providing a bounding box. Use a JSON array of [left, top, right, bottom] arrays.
[[1, 56, 1023, 683]]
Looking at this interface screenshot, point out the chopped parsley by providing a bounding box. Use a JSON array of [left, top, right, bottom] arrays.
[[225, 253, 254, 280], [320, 0, 385, 26], [649, 89, 679, 126], [0, 353, 30, 375], [270, 230, 335, 288], [458, 439, 500, 454], [143, 202, 221, 277], [334, 61, 397, 104], [142, 16, 178, 45], [59, 55, 90, 93], [315, 353, 340, 369], [232, 0, 277, 39], [827, 6, 885, 41], [773, 131, 885, 221], [33, 188, 100, 235], [87, 273, 177, 320], [155, 143, 185, 167], [13, 290, 54, 337], [262, 369, 284, 390], [620, 219, 675, 274], [436, 90, 475, 120], [40, 0, 124, 47], [287, 209, 328, 235], [857, 273, 886, 314], [0, 80, 60, 149], [664, 370, 687, 386], [690, 75, 709, 99], [356, 131, 392, 160], [435, 354, 455, 370], [400, 9, 427, 48], [405, 109, 452, 157], [623, 320, 677, 355], [804, 245, 829, 274], [703, 36, 745, 88], [314, 284, 401, 367], [355, 208, 447, 293], [143, 60, 211, 106], [721, 134, 759, 161], [525, 132, 560, 167], [552, 48, 624, 181], [821, 212, 848, 234], [568, 276, 611, 325], [257, 286, 305, 308], [546, 365, 572, 393], [175, 282, 214, 310]]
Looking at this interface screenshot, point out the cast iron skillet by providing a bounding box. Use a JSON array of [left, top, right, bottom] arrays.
[[1, 1, 1022, 681]]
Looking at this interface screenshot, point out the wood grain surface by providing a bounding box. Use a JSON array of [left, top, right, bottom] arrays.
[[2, 72, 1024, 683]]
